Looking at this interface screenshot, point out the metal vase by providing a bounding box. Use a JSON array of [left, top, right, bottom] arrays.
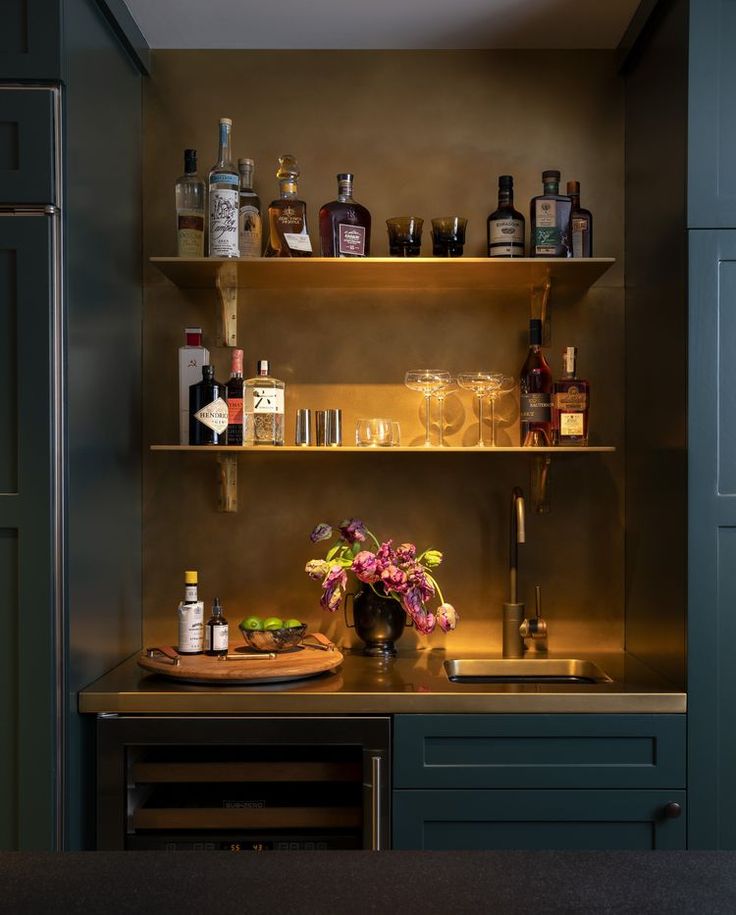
[[344, 585, 407, 656]]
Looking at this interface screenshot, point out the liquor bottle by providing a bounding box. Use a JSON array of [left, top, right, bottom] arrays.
[[208, 118, 239, 257], [175, 149, 205, 257], [238, 158, 262, 257], [178, 327, 209, 445], [205, 597, 229, 657], [553, 346, 590, 445], [226, 348, 244, 446], [487, 175, 525, 257], [530, 170, 572, 258], [265, 154, 312, 257], [178, 570, 204, 654], [567, 181, 593, 258], [189, 365, 228, 445], [244, 359, 285, 445], [319, 172, 371, 257], [519, 318, 553, 446]]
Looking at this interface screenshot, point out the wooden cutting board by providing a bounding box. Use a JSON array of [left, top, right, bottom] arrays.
[[137, 641, 343, 685]]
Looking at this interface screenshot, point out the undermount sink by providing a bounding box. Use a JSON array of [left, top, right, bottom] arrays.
[[444, 658, 612, 684]]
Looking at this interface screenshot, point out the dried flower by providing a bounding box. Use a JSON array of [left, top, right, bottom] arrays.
[[413, 609, 437, 635], [320, 565, 347, 612], [437, 602, 458, 632], [423, 549, 443, 568], [305, 559, 330, 581], [380, 563, 408, 594], [310, 523, 333, 543], [338, 518, 367, 545], [395, 543, 417, 563], [352, 551, 379, 583]]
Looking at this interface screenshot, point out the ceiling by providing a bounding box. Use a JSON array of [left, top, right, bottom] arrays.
[[123, 0, 640, 50]]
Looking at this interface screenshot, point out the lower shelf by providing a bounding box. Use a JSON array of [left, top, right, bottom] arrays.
[[150, 444, 615, 453]]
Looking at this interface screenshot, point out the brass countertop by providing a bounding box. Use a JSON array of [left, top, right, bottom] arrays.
[[78, 649, 685, 714]]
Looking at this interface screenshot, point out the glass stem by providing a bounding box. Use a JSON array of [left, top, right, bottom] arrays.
[[490, 396, 497, 447], [477, 395, 484, 447], [438, 397, 445, 446], [424, 393, 432, 446]]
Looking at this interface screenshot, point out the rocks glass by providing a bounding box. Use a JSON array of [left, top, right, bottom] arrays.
[[431, 216, 467, 257], [386, 217, 423, 257]]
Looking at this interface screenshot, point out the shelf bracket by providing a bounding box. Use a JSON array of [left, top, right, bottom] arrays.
[[530, 453, 552, 514], [217, 454, 238, 512], [215, 262, 238, 348]]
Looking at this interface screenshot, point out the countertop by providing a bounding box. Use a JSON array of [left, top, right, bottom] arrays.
[[78, 649, 686, 714], [0, 852, 733, 914]]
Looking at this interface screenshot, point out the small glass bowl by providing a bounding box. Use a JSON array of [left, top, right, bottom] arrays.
[[239, 624, 307, 652]]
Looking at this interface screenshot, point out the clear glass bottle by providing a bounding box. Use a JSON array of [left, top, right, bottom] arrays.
[[175, 149, 205, 257], [244, 359, 285, 445], [567, 181, 593, 258], [226, 348, 244, 446], [530, 169, 572, 258], [178, 570, 204, 655], [519, 318, 553, 446], [319, 173, 371, 257], [487, 174, 525, 257], [553, 346, 590, 445], [265, 155, 312, 257], [238, 158, 263, 257], [205, 597, 229, 657], [208, 118, 239, 257]]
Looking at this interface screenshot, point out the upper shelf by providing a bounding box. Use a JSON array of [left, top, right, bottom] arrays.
[[150, 256, 616, 293]]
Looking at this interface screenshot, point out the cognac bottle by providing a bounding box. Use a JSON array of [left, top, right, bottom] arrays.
[[519, 318, 553, 446], [319, 173, 371, 257], [265, 155, 312, 257]]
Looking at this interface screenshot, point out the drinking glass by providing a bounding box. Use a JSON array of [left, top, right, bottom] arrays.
[[387, 217, 423, 257], [405, 370, 447, 447], [431, 217, 468, 257], [432, 376, 456, 446], [485, 373, 515, 447], [457, 372, 497, 447], [390, 421, 401, 446], [356, 418, 393, 447]]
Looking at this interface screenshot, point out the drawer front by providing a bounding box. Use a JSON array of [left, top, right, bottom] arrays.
[[0, 0, 62, 81], [0, 88, 57, 205], [393, 789, 687, 850], [394, 714, 686, 789]]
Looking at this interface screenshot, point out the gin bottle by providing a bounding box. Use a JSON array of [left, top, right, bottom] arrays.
[[238, 158, 262, 257], [319, 173, 371, 257], [265, 155, 312, 257], [175, 149, 205, 257], [530, 170, 572, 258], [244, 359, 285, 445], [208, 118, 239, 257], [189, 365, 228, 445]]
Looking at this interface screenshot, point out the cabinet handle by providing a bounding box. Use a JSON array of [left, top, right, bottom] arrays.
[[370, 755, 382, 850], [663, 802, 682, 819]]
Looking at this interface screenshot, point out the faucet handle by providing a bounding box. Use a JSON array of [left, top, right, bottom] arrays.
[[520, 585, 548, 646]]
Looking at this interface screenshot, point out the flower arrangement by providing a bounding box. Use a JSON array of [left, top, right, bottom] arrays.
[[305, 518, 458, 635]]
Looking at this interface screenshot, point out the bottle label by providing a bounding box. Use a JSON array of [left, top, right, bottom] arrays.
[[227, 396, 243, 425], [338, 224, 366, 256], [560, 412, 585, 436], [253, 387, 285, 415], [195, 397, 229, 433], [520, 392, 552, 422], [555, 388, 587, 412], [572, 217, 587, 258], [178, 601, 204, 653], [284, 232, 313, 253], [209, 185, 239, 256], [239, 205, 262, 257], [533, 200, 561, 254], [489, 218, 524, 256], [208, 624, 228, 651], [177, 210, 205, 257]]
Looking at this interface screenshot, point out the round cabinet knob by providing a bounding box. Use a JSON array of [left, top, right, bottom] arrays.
[[663, 802, 682, 819]]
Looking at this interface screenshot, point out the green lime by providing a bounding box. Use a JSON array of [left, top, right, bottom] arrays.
[[263, 616, 284, 631], [239, 616, 264, 631], [284, 618, 303, 629]]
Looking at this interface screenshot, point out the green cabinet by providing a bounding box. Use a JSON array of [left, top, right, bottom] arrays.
[[393, 715, 686, 850]]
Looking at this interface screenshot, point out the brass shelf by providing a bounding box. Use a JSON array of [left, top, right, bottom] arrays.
[[150, 445, 616, 454]]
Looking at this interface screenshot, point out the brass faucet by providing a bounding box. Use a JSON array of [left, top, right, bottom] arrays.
[[502, 487, 548, 657]]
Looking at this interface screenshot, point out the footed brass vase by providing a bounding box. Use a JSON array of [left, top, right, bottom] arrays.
[[344, 585, 409, 656]]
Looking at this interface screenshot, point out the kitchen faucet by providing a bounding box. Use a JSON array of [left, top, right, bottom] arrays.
[[502, 487, 548, 657]]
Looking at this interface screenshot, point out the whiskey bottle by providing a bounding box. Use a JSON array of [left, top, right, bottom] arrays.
[[487, 175, 525, 257], [178, 570, 204, 655], [226, 348, 244, 446], [244, 359, 285, 445], [530, 170, 572, 257], [519, 318, 553, 446], [238, 158, 262, 257], [567, 181, 593, 258], [319, 173, 371, 257], [265, 155, 312, 257], [189, 365, 228, 445], [205, 597, 229, 657], [208, 118, 239, 258], [553, 346, 590, 445], [175, 149, 205, 257]]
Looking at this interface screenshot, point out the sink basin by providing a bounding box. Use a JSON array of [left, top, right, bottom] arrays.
[[444, 658, 612, 684]]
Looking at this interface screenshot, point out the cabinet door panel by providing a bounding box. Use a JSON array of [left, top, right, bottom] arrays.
[[394, 715, 685, 789], [0, 88, 57, 205], [0, 0, 61, 81], [393, 790, 686, 851]]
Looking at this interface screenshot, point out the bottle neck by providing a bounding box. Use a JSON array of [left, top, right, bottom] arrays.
[[184, 584, 198, 602], [543, 181, 559, 195], [230, 349, 243, 378], [337, 179, 354, 202], [218, 122, 232, 166], [239, 165, 254, 190], [498, 189, 513, 207], [568, 193, 580, 209], [280, 179, 298, 199]]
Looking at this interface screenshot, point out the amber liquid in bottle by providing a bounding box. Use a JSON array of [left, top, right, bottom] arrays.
[[519, 318, 553, 446], [567, 181, 593, 258], [319, 173, 371, 257], [265, 154, 311, 257], [553, 346, 590, 445]]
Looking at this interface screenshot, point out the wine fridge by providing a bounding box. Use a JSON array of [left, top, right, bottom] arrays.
[[97, 716, 390, 851]]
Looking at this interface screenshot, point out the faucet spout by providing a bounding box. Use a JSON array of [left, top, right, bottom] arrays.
[[503, 486, 526, 658]]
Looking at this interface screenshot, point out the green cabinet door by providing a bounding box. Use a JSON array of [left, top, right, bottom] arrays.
[[393, 790, 686, 850], [0, 0, 62, 81]]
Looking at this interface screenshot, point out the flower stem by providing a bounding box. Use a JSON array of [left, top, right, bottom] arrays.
[[426, 573, 445, 605]]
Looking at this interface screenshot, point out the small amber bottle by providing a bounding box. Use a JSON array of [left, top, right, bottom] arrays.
[[205, 597, 229, 657]]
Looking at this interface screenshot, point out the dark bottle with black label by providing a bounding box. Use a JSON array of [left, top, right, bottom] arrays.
[[189, 364, 228, 445], [205, 597, 229, 656], [519, 318, 553, 446], [567, 181, 593, 258], [487, 175, 525, 257]]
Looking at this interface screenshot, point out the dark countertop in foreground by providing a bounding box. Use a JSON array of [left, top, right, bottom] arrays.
[[0, 851, 733, 914], [79, 649, 686, 714]]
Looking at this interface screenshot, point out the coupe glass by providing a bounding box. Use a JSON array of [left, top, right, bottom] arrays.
[[457, 372, 497, 447], [404, 370, 448, 447], [485, 373, 516, 447], [432, 376, 456, 446]]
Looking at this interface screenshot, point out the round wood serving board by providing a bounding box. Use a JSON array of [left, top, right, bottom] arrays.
[[138, 643, 343, 685]]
